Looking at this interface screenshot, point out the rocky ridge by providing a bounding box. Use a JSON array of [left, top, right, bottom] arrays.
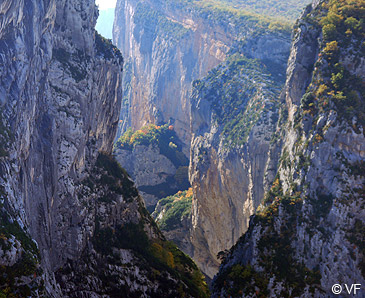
[[188, 31, 291, 278], [212, 0, 365, 296]]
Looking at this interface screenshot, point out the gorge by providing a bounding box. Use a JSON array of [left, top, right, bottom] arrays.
[[0, 0, 364, 297]]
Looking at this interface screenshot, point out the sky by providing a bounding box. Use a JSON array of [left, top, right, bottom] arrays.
[[95, 0, 117, 10]]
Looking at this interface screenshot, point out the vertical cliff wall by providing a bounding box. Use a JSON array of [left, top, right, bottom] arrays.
[[1, 0, 122, 276], [114, 124, 190, 210], [0, 1, 208, 296], [113, 0, 239, 152], [212, 0, 365, 296], [188, 31, 291, 278]]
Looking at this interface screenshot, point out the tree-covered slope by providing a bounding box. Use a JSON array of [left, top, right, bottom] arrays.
[[173, 0, 311, 24]]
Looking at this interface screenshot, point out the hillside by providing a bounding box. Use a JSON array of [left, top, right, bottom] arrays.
[[212, 0, 365, 296]]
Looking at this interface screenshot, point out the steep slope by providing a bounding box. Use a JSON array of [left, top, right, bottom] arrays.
[[212, 0, 365, 296], [0, 0, 208, 297], [113, 0, 306, 152], [152, 188, 194, 259], [188, 31, 291, 278]]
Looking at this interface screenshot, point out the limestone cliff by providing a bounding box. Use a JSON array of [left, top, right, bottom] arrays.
[[188, 31, 291, 278], [0, 0, 208, 297], [113, 0, 241, 152], [115, 144, 178, 209], [212, 0, 365, 296], [113, 0, 312, 152]]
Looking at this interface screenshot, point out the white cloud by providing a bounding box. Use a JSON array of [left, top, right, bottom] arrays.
[[95, 0, 116, 10]]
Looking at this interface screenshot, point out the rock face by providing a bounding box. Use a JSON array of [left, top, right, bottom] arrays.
[[1, 0, 122, 287], [113, 0, 238, 152], [113, 0, 299, 278], [0, 1, 208, 297], [152, 188, 194, 258], [212, 1, 365, 296], [115, 144, 183, 209], [188, 31, 291, 278], [114, 124, 190, 210]]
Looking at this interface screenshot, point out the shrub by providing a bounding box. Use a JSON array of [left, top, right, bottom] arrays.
[[323, 40, 339, 61], [156, 189, 193, 231]]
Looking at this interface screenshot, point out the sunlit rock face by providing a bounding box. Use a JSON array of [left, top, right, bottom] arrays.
[[212, 1, 365, 296], [0, 0, 122, 293], [113, 0, 294, 278], [189, 31, 291, 277], [113, 0, 238, 154]]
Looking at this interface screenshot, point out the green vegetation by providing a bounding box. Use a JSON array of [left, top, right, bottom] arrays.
[[214, 264, 269, 298], [217, 173, 324, 296], [93, 216, 209, 297], [0, 211, 43, 297], [192, 0, 310, 23], [256, 178, 304, 224], [192, 53, 280, 147], [155, 188, 193, 231], [135, 0, 307, 45], [134, 2, 190, 41], [167, 0, 311, 34], [116, 124, 188, 168], [78, 152, 208, 297], [301, 0, 365, 128], [0, 113, 10, 157], [91, 153, 138, 203], [95, 32, 123, 65]]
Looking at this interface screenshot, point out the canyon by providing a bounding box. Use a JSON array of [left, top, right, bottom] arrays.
[[0, 0, 363, 297], [113, 0, 311, 278]]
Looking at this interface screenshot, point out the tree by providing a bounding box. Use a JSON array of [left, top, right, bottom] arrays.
[[322, 23, 337, 41], [344, 16, 359, 30]]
